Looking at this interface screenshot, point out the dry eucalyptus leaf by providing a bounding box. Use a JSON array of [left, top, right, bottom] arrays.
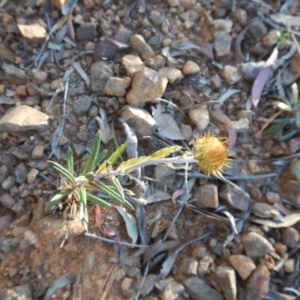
[[251, 213, 300, 228], [152, 103, 185, 140], [95, 108, 112, 144]]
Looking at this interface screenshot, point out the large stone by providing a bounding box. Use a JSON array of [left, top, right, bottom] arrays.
[[189, 105, 209, 131], [214, 266, 236, 300], [219, 183, 250, 211], [0, 106, 49, 132], [130, 34, 155, 60], [122, 54, 145, 76], [242, 232, 275, 259], [213, 31, 232, 57], [103, 77, 131, 97], [228, 254, 256, 280], [194, 184, 219, 209], [245, 265, 270, 300], [184, 277, 223, 300], [17, 23, 47, 42], [2, 62, 28, 84], [126, 67, 168, 106], [90, 61, 113, 93]]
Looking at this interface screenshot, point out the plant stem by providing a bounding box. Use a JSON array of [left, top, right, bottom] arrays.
[[94, 156, 198, 179]]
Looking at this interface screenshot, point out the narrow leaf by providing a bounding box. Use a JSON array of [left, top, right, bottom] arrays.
[[66, 147, 74, 175], [84, 131, 101, 174], [265, 118, 290, 135], [95, 149, 107, 166], [86, 193, 112, 209], [97, 142, 127, 174], [115, 206, 138, 245], [48, 161, 75, 183], [110, 176, 125, 202], [79, 187, 88, 230], [45, 189, 71, 211], [251, 213, 300, 228], [75, 174, 94, 183], [148, 145, 181, 160], [117, 157, 148, 171]]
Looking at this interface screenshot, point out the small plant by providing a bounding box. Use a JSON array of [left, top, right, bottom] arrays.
[[46, 131, 229, 230], [265, 83, 300, 141]]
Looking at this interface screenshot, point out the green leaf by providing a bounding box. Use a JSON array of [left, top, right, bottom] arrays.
[[296, 112, 300, 128], [48, 161, 75, 183], [90, 180, 123, 203], [148, 145, 181, 159], [110, 176, 125, 202], [97, 142, 127, 173], [84, 131, 101, 174], [291, 83, 299, 107], [86, 193, 112, 209], [117, 156, 148, 171], [265, 118, 290, 135], [115, 206, 138, 245], [278, 130, 297, 141], [66, 147, 74, 175], [78, 187, 88, 230], [45, 189, 72, 211], [75, 174, 94, 183], [95, 150, 107, 166]]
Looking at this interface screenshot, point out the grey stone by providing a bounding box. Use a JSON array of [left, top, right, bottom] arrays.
[[252, 202, 280, 219], [0, 215, 12, 232], [149, 10, 163, 26], [145, 55, 166, 71], [2, 176, 15, 190], [214, 19, 233, 33], [232, 118, 249, 133], [90, 61, 113, 93], [0, 106, 49, 132], [0, 193, 16, 209], [184, 277, 224, 300], [15, 163, 27, 184], [219, 183, 250, 211], [2, 62, 28, 84], [0, 284, 32, 300], [0, 165, 9, 184], [73, 95, 92, 116], [76, 23, 97, 41], [213, 31, 232, 57], [242, 232, 275, 259], [248, 19, 268, 41]]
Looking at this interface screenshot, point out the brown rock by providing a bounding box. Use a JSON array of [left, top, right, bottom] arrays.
[[0, 44, 14, 63], [245, 265, 270, 300], [229, 254, 256, 280], [214, 266, 236, 300], [130, 34, 155, 60], [182, 60, 200, 75], [262, 29, 279, 48], [291, 52, 300, 76], [27, 168, 39, 184], [158, 67, 182, 84], [126, 67, 168, 106], [242, 232, 275, 259], [189, 105, 209, 131], [145, 55, 166, 71], [281, 227, 300, 248], [222, 65, 242, 85], [122, 54, 145, 76], [15, 85, 28, 97], [17, 23, 47, 42], [103, 77, 131, 97], [31, 145, 45, 159], [194, 184, 219, 209], [33, 71, 47, 85]]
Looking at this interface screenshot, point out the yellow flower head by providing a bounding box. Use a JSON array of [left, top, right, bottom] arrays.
[[192, 134, 230, 177]]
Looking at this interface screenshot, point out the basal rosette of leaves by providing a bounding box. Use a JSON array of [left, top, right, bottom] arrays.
[[46, 131, 229, 230]]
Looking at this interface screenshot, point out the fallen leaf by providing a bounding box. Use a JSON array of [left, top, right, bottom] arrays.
[[115, 206, 138, 246], [152, 103, 185, 140], [251, 213, 300, 228]]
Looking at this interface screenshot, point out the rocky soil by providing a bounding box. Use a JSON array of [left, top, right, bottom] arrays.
[[1, 0, 300, 299]]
